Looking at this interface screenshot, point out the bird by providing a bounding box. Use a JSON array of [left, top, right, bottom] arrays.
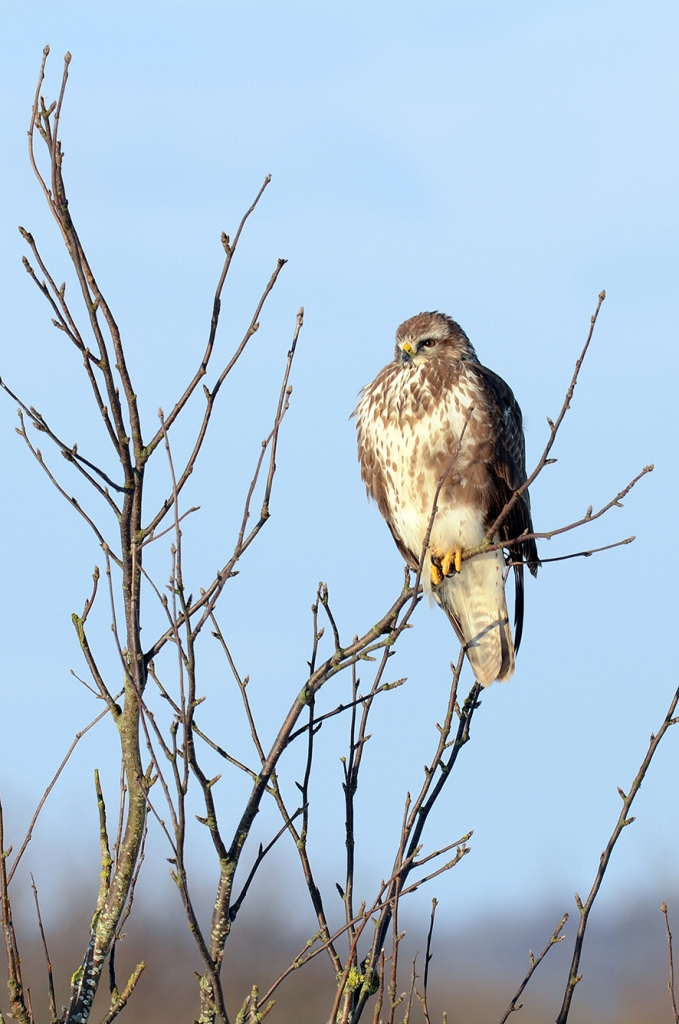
[[354, 311, 538, 687]]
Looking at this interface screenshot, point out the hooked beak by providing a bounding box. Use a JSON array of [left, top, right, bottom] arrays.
[[399, 341, 413, 365]]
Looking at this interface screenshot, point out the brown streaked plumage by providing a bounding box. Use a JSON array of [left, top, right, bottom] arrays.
[[354, 312, 538, 686]]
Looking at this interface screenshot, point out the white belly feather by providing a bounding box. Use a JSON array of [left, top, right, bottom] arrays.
[[356, 365, 514, 686], [361, 377, 486, 559]]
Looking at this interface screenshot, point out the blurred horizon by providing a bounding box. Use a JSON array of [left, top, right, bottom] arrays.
[[8, 879, 679, 1023]]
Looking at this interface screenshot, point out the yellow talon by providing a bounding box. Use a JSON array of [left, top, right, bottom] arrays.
[[431, 547, 463, 585], [439, 547, 462, 577]]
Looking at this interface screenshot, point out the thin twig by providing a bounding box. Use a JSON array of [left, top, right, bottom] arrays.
[[423, 898, 437, 990], [192, 724, 260, 782], [29, 53, 136, 479], [30, 876, 57, 1023], [662, 903, 679, 1024], [1, 374, 124, 504], [343, 659, 361, 952], [497, 913, 568, 1023], [557, 684, 679, 1022], [142, 268, 291, 540], [259, 838, 469, 1015], [263, 596, 344, 975], [288, 677, 405, 743], [96, 962, 146, 1024], [487, 290, 606, 541], [15, 409, 118, 559], [143, 175, 273, 455], [93, 770, 113, 914], [372, 949, 386, 1024], [8, 702, 119, 884], [16, 226, 121, 453], [417, 899, 438, 1024], [210, 615, 266, 765], [466, 466, 653, 566], [401, 954, 418, 1024], [267, 772, 343, 976], [229, 807, 305, 921], [141, 506, 200, 547], [0, 798, 31, 1024], [350, 656, 478, 1024], [157, 410, 231, 1024], [144, 308, 303, 659], [507, 536, 635, 566]]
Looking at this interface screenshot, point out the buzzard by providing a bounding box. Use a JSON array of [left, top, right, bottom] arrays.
[[355, 312, 538, 687]]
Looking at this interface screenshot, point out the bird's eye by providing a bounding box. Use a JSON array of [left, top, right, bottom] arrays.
[[420, 338, 436, 349]]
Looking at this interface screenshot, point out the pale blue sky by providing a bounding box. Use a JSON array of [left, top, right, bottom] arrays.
[[0, 0, 677, 945]]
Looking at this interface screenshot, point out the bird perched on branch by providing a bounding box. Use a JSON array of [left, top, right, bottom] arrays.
[[354, 312, 538, 686]]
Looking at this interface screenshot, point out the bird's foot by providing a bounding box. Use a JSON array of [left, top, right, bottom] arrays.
[[430, 547, 462, 586]]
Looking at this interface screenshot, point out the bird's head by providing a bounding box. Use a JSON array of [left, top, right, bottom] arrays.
[[394, 312, 476, 367]]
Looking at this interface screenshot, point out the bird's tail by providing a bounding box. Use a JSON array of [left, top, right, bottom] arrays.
[[434, 548, 515, 687]]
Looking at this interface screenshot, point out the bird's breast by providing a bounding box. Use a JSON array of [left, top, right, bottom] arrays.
[[356, 365, 491, 560]]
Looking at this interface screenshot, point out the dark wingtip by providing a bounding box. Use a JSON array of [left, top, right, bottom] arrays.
[[513, 563, 525, 654]]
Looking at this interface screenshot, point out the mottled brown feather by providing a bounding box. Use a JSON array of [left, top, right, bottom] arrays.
[[355, 311, 538, 685]]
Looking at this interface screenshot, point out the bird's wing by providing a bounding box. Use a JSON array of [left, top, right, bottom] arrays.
[[473, 364, 539, 653]]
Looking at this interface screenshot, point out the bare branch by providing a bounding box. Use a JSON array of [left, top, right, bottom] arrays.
[[30, 876, 58, 1024], [141, 505, 200, 548], [8, 702, 119, 884], [508, 536, 635, 566], [259, 605, 343, 974], [466, 465, 653, 567], [72, 600, 124, 717], [96, 962, 146, 1024], [661, 903, 679, 1024], [15, 409, 120, 558], [18, 227, 89, 353], [192, 724, 260, 782], [498, 913, 568, 1023], [210, 614, 266, 765], [93, 768, 114, 911], [144, 174, 272, 454], [142, 264, 290, 539], [0, 798, 31, 1024], [229, 807, 305, 922], [349, 658, 479, 1024], [416, 898, 438, 1024], [16, 224, 124, 454], [288, 677, 405, 743], [557, 683, 679, 1023], [487, 290, 606, 541], [28, 53, 135, 479], [145, 310, 303, 659], [259, 307, 303, 520]]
